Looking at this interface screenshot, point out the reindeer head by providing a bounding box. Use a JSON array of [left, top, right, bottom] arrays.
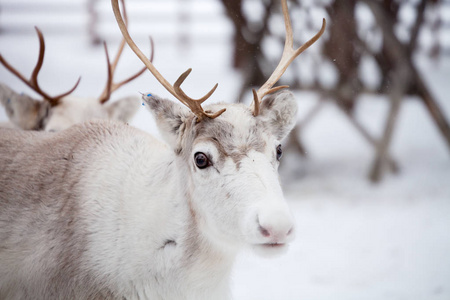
[[0, 83, 140, 131], [112, 0, 325, 255], [144, 92, 297, 255], [0, 2, 149, 132]]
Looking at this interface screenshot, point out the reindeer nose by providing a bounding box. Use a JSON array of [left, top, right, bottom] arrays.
[[258, 224, 294, 239], [257, 212, 295, 242]]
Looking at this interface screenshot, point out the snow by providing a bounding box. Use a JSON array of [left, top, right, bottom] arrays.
[[234, 93, 450, 300], [1, 1, 450, 299]]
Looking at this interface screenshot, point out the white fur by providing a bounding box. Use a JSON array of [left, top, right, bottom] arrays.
[[0, 82, 140, 131], [0, 91, 298, 299]]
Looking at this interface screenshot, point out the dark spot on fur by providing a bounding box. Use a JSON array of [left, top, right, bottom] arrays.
[[161, 239, 177, 249]]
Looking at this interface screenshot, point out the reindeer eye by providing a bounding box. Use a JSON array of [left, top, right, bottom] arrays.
[[276, 144, 282, 161], [194, 152, 211, 169]]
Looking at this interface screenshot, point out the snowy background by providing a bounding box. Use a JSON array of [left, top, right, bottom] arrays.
[[1, 0, 449, 299]]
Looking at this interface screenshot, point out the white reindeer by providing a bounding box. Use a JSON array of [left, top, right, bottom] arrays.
[[0, 2, 150, 132], [0, 0, 325, 299]]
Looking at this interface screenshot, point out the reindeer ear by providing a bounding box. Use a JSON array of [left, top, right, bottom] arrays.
[[143, 94, 191, 148], [106, 95, 140, 123], [0, 83, 50, 130], [258, 90, 298, 141]]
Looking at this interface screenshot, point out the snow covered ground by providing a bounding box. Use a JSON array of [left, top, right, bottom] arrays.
[[233, 90, 450, 300], [1, 1, 449, 299]]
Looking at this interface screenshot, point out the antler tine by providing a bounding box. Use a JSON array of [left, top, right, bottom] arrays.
[[99, 0, 151, 104], [101, 42, 114, 104], [34, 27, 81, 103], [51, 77, 82, 102], [173, 68, 224, 122], [111, 0, 225, 122], [0, 26, 81, 107], [174, 68, 218, 105], [99, 38, 153, 104], [252, 0, 326, 116], [111, 0, 129, 72], [30, 27, 46, 92]]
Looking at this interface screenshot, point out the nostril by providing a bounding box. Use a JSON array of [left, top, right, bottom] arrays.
[[258, 225, 271, 237], [257, 213, 294, 240]]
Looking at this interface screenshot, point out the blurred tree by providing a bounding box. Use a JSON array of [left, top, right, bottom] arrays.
[[219, 0, 450, 182], [87, 0, 102, 45], [361, 0, 450, 181], [220, 0, 276, 101], [324, 0, 361, 113]]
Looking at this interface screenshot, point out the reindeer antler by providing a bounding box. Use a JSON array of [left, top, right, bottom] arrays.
[[99, 38, 154, 104], [111, 0, 225, 122], [252, 0, 326, 116], [99, 0, 153, 104], [0, 27, 81, 107]]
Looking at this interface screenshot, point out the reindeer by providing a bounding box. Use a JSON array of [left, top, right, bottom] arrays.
[[0, 1, 151, 132], [0, 0, 325, 299]]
